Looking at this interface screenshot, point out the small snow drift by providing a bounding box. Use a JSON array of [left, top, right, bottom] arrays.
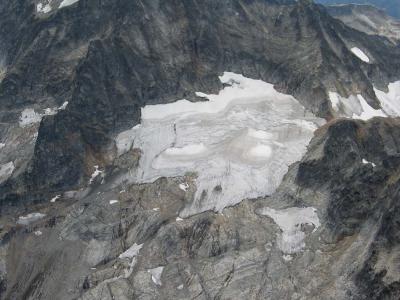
[[117, 72, 324, 217], [148, 267, 164, 286], [59, 0, 79, 9], [17, 213, 46, 226], [351, 47, 370, 63], [259, 207, 320, 254]]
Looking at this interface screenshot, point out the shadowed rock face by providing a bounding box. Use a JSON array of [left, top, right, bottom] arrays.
[[1, 0, 400, 203]]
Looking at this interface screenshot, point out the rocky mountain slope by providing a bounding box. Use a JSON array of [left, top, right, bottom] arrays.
[[325, 4, 400, 43], [1, 0, 400, 299], [317, 0, 400, 19]]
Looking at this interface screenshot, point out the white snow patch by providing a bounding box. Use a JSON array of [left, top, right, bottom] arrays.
[[148, 266, 164, 286], [116, 72, 324, 217], [19, 109, 43, 127], [328, 92, 387, 120], [109, 200, 119, 205], [176, 217, 183, 222], [0, 143, 5, 149], [353, 95, 386, 120], [351, 47, 370, 63], [179, 182, 189, 191], [282, 254, 293, 262], [37, 2, 52, 13], [362, 158, 376, 167], [59, 101, 69, 110], [0, 162, 14, 183], [177, 284, 184, 290], [152, 207, 160, 211], [19, 105, 65, 127], [50, 195, 61, 203], [17, 213, 46, 225], [374, 81, 400, 117], [59, 0, 79, 9], [328, 92, 341, 112], [34, 230, 43, 236], [119, 243, 143, 259], [259, 207, 320, 254], [119, 243, 143, 278], [89, 165, 104, 184]]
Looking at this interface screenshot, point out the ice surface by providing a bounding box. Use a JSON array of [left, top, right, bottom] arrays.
[[117, 72, 324, 217], [0, 161, 14, 183], [148, 267, 164, 286], [259, 207, 320, 254], [59, 0, 79, 9], [17, 213, 46, 225], [351, 47, 370, 63]]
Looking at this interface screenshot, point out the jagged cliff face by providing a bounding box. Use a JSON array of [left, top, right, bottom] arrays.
[[1, 0, 400, 299]]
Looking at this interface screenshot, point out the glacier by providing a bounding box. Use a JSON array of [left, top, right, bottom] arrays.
[[116, 72, 325, 217]]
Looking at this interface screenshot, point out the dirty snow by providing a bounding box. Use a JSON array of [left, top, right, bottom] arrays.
[[148, 266, 164, 286], [59, 0, 79, 9], [351, 47, 370, 63], [17, 213, 46, 225], [259, 207, 320, 254], [116, 72, 324, 217]]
